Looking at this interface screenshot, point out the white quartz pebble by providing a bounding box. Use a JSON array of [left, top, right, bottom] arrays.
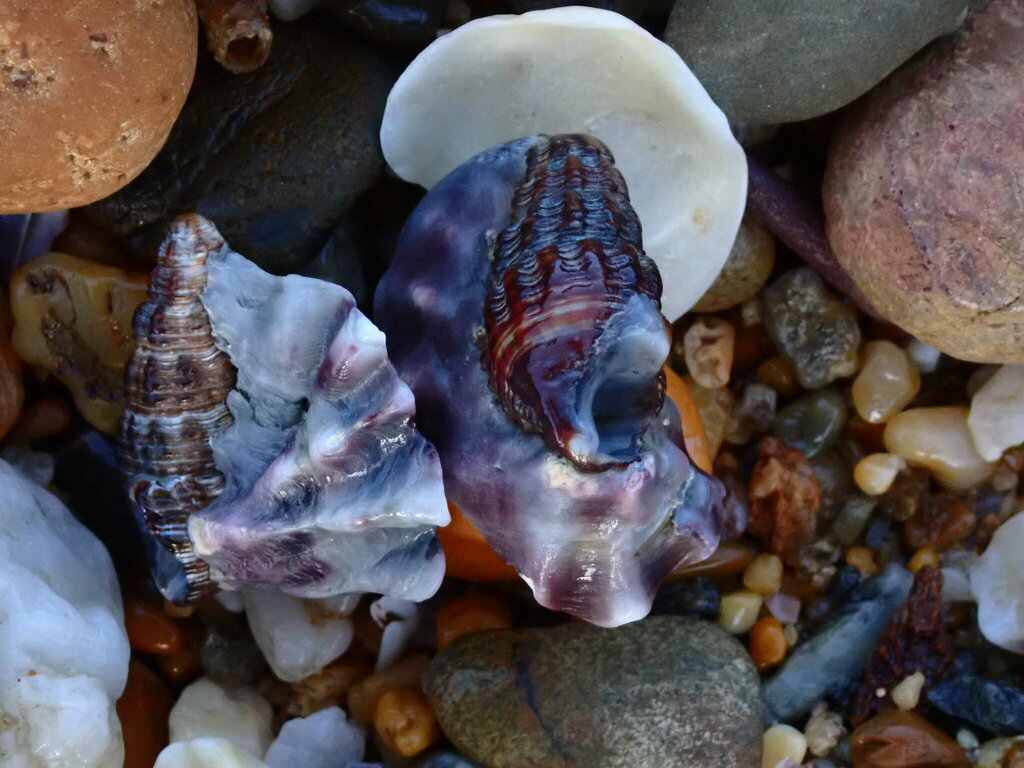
[[968, 365, 1024, 462], [0, 459, 129, 768], [155, 738, 268, 768], [243, 591, 358, 683], [169, 679, 274, 758], [907, 339, 942, 374], [970, 512, 1024, 653], [264, 707, 366, 768]]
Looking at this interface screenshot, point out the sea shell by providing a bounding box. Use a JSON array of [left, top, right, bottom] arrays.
[[119, 214, 450, 605], [118, 216, 236, 603], [375, 135, 726, 627], [484, 135, 666, 471]]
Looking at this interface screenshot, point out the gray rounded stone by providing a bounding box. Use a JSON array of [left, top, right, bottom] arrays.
[[664, 0, 967, 124], [424, 616, 763, 768]]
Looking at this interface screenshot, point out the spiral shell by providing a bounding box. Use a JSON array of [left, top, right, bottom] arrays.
[[118, 214, 235, 603], [485, 134, 667, 471]]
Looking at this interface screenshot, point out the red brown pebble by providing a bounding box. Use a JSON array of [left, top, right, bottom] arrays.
[[851, 567, 954, 725], [850, 710, 970, 768], [903, 493, 977, 551], [117, 658, 171, 768], [748, 436, 822, 566], [5, 395, 74, 444], [124, 595, 183, 655]]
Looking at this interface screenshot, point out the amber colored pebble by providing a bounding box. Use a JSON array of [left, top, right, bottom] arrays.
[[757, 356, 800, 397], [5, 395, 74, 444], [289, 660, 373, 718], [157, 644, 203, 685], [846, 547, 880, 577], [374, 686, 441, 758], [117, 659, 171, 768], [664, 365, 714, 473], [908, 548, 941, 574], [668, 541, 752, 581], [749, 616, 788, 671], [437, 592, 514, 649], [847, 415, 888, 455], [903, 494, 977, 552], [124, 596, 183, 655], [850, 710, 971, 768], [348, 653, 431, 725]]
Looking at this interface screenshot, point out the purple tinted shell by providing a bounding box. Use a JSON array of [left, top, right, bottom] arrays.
[[374, 136, 725, 627]]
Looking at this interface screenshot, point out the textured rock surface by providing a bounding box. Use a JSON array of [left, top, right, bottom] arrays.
[[88, 20, 396, 273], [424, 617, 763, 768], [0, 459, 130, 768], [824, 0, 1024, 363], [664, 0, 966, 123], [0, 0, 197, 212]]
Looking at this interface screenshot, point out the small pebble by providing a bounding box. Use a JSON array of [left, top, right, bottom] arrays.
[[693, 213, 776, 312], [726, 382, 778, 445], [967, 365, 1024, 462], [683, 316, 735, 389], [348, 653, 431, 725], [772, 387, 847, 458], [854, 454, 907, 496], [750, 616, 788, 671], [199, 625, 267, 688], [169, 678, 273, 759], [375, 687, 441, 758], [758, 357, 801, 397], [850, 710, 971, 768], [763, 268, 862, 390], [743, 553, 784, 595], [829, 494, 877, 547], [124, 596, 183, 655], [908, 548, 941, 574], [845, 547, 879, 577], [969, 512, 1024, 653], [288, 660, 372, 719], [892, 671, 925, 710], [929, 672, 1024, 737], [764, 592, 801, 625], [907, 339, 942, 375], [852, 341, 921, 424], [436, 592, 513, 650], [884, 407, 997, 492], [118, 659, 172, 768], [265, 707, 366, 768], [762, 724, 808, 768], [804, 703, 846, 758], [977, 738, 1024, 768], [718, 590, 763, 634], [903, 493, 976, 551], [811, 450, 853, 514], [683, 375, 733, 457]]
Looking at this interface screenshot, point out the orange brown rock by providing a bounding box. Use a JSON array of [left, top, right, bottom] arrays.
[[748, 436, 821, 566], [0, 0, 198, 212], [850, 710, 970, 768]]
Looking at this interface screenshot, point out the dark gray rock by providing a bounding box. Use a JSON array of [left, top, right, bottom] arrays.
[[664, 0, 966, 123], [424, 616, 763, 768], [762, 564, 913, 721], [928, 673, 1024, 736], [88, 19, 396, 273], [772, 388, 847, 458]]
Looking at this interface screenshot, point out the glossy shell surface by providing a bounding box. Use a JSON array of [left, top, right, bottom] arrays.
[[375, 136, 725, 626]]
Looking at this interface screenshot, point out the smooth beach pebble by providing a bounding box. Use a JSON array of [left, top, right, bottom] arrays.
[[693, 214, 776, 313], [375, 687, 442, 758], [772, 388, 848, 458], [424, 617, 763, 768], [124, 596, 183, 655], [118, 659, 172, 768], [967, 365, 1024, 462], [0, 0, 198, 212], [436, 593, 513, 650], [853, 341, 921, 424], [884, 407, 997, 492], [10, 253, 147, 433], [761, 724, 807, 768], [850, 710, 971, 768], [854, 454, 908, 497]]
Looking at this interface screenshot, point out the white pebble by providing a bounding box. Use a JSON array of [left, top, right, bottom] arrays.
[[243, 591, 357, 683], [370, 595, 420, 672], [155, 737, 268, 768], [891, 671, 925, 710], [762, 724, 808, 768], [264, 707, 366, 768], [169, 679, 273, 759], [968, 365, 1024, 462], [907, 339, 942, 374], [970, 512, 1024, 653], [0, 460, 130, 768]]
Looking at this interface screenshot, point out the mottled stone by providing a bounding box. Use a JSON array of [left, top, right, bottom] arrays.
[[424, 617, 763, 768], [928, 674, 1024, 737], [88, 20, 396, 273], [664, 0, 966, 123], [693, 213, 775, 313], [772, 388, 848, 458], [763, 268, 862, 390]]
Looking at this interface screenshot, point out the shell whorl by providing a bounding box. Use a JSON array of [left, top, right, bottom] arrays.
[[118, 214, 236, 603], [484, 134, 668, 471]]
